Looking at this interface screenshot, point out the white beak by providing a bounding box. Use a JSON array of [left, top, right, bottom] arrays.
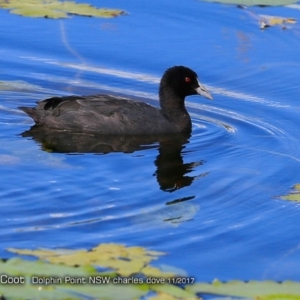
[[195, 79, 213, 100]]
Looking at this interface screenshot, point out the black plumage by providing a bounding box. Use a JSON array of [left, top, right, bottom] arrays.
[[19, 66, 212, 135]]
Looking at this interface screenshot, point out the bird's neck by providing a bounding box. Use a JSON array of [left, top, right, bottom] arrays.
[[159, 86, 191, 132]]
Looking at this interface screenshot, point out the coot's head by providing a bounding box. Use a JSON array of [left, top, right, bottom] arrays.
[[159, 66, 213, 100]]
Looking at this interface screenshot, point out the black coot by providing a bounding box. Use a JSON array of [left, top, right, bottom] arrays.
[[19, 66, 212, 134]]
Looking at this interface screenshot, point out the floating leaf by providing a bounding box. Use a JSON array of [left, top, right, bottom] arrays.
[[280, 184, 300, 202], [8, 243, 173, 277], [294, 184, 300, 190], [259, 14, 296, 29], [141, 265, 174, 278], [149, 292, 198, 300], [236, 5, 297, 30], [202, 0, 298, 6], [3, 243, 200, 299], [0, 0, 125, 19], [152, 284, 199, 299], [0, 258, 123, 300], [0, 257, 96, 277], [186, 279, 300, 298], [148, 293, 184, 300], [3, 246, 300, 299]]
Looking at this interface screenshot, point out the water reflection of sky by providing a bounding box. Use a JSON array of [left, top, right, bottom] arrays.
[[1, 0, 300, 283]]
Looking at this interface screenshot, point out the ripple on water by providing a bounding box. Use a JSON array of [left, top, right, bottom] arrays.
[[2, 0, 300, 282], [186, 92, 300, 221]]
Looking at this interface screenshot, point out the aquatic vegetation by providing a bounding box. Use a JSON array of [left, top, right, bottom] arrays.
[[2, 243, 300, 299], [237, 5, 297, 29], [187, 279, 300, 298], [281, 184, 300, 202], [0, 0, 125, 19], [201, 0, 297, 29], [202, 0, 298, 6], [5, 243, 196, 299], [8, 243, 174, 277]]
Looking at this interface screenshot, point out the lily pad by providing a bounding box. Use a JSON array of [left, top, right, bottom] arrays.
[[0, 258, 129, 300], [280, 184, 300, 202], [6, 244, 300, 300], [186, 279, 300, 298], [259, 14, 296, 29], [149, 293, 197, 300], [3, 243, 199, 300], [0, 0, 125, 19], [8, 243, 174, 278], [0, 257, 97, 277], [202, 0, 298, 6], [151, 284, 198, 299]]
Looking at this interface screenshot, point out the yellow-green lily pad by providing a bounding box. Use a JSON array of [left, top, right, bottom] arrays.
[[280, 184, 300, 202], [149, 293, 198, 300], [8, 243, 174, 278], [0, 258, 131, 300], [3, 243, 199, 299], [259, 14, 297, 29], [186, 279, 300, 298], [6, 243, 300, 300], [0, 0, 125, 19], [151, 283, 199, 299], [202, 0, 298, 6]]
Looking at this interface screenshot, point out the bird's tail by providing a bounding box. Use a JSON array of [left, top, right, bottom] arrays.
[[19, 107, 40, 124]]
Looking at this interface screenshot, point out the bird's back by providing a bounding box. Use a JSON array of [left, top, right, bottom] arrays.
[[20, 95, 178, 135]]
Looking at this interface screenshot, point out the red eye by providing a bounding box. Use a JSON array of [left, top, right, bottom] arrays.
[[185, 77, 191, 83]]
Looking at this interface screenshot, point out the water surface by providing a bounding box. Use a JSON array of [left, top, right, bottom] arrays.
[[1, 0, 300, 283]]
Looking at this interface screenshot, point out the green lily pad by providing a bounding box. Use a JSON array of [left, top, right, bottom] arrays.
[[0, 258, 127, 300], [186, 279, 300, 298], [2, 243, 202, 299], [148, 292, 198, 300], [152, 283, 198, 299], [8, 243, 174, 278], [0, 257, 97, 277], [201, 0, 298, 6], [0, 0, 125, 19], [280, 184, 300, 202], [6, 244, 300, 300]]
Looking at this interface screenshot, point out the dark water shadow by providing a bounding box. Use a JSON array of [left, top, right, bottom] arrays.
[[21, 126, 209, 192], [154, 139, 209, 192]]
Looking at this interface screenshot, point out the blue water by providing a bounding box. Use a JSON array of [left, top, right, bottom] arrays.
[[1, 0, 300, 284]]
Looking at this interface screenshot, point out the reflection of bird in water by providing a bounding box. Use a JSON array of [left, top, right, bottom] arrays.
[[154, 139, 209, 192], [21, 128, 188, 154], [19, 66, 212, 135], [21, 128, 209, 192]]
